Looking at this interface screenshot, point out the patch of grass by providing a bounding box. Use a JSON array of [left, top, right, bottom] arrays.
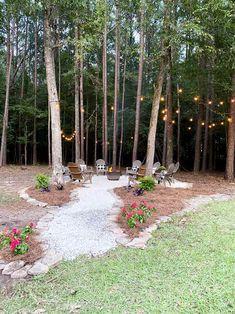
[[0, 191, 19, 204], [1, 200, 235, 313]]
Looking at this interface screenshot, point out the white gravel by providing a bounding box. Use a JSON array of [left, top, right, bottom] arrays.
[[42, 175, 128, 260]]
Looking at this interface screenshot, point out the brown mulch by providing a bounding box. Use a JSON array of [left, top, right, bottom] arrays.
[[0, 234, 43, 264], [27, 182, 79, 206], [114, 173, 235, 238]]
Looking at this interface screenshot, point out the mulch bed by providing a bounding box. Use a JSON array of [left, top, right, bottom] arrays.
[[0, 234, 43, 264], [27, 182, 79, 206], [114, 173, 235, 238]]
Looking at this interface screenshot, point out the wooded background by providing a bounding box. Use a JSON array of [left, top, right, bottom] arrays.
[[0, 0, 234, 180]]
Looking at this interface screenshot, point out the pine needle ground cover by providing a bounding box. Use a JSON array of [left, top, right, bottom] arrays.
[[1, 200, 235, 314]]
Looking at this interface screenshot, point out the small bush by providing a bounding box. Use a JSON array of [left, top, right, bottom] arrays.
[[139, 176, 156, 191], [35, 173, 50, 190]]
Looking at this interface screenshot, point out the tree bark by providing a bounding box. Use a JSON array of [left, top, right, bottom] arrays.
[[94, 90, 98, 164], [202, 102, 209, 172], [33, 18, 38, 165], [225, 73, 235, 180], [44, 7, 64, 184], [0, 19, 14, 167], [118, 32, 128, 168], [80, 50, 84, 160], [102, 6, 108, 163], [112, 2, 120, 168], [74, 25, 80, 163], [132, 2, 144, 162], [166, 46, 173, 167], [193, 103, 204, 173]]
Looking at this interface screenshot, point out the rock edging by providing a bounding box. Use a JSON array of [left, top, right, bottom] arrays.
[[110, 192, 235, 249]]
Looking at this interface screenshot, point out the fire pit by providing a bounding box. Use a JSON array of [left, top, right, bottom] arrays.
[[106, 167, 121, 180]]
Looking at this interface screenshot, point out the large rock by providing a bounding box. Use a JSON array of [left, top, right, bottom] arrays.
[[40, 250, 62, 268], [11, 265, 32, 279], [2, 260, 25, 275], [0, 261, 7, 270], [28, 262, 49, 275]]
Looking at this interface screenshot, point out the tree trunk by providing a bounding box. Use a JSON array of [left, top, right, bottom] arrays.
[[44, 7, 63, 184], [33, 18, 38, 165], [202, 101, 209, 172], [85, 101, 89, 165], [193, 103, 204, 173], [145, 58, 166, 176], [166, 46, 173, 167], [132, 2, 144, 162], [48, 100, 51, 167], [74, 25, 80, 163], [225, 73, 235, 180], [118, 32, 128, 168], [94, 91, 98, 164], [102, 7, 108, 163], [112, 2, 120, 169], [80, 50, 84, 160], [0, 19, 14, 167]]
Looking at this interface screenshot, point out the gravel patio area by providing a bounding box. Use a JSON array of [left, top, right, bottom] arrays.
[[41, 175, 128, 260]]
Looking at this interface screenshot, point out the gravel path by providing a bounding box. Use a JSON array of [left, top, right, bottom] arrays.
[[42, 176, 128, 260]]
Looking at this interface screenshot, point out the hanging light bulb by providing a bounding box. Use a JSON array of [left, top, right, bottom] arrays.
[[228, 117, 232, 123], [140, 96, 144, 101], [189, 118, 193, 122], [160, 96, 165, 102], [208, 100, 212, 105], [188, 127, 191, 130], [172, 120, 175, 124], [212, 123, 216, 127], [219, 101, 224, 105], [194, 96, 199, 101], [201, 122, 205, 126], [221, 122, 224, 125]]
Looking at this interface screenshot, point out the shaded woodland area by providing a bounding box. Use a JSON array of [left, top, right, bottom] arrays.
[[0, 0, 234, 182]]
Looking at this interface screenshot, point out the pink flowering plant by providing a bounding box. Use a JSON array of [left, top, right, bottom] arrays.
[[0, 223, 34, 255], [121, 201, 156, 228]]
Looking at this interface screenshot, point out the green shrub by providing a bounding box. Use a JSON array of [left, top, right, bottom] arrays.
[[139, 176, 156, 191], [159, 166, 166, 171], [35, 173, 50, 190]]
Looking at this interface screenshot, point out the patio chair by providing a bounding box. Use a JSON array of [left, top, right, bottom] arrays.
[[77, 159, 94, 172], [152, 161, 161, 174], [67, 162, 83, 182], [96, 159, 108, 175], [126, 160, 142, 175], [155, 163, 175, 185]]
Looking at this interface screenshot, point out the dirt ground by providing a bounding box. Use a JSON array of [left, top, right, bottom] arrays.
[[114, 172, 235, 238]]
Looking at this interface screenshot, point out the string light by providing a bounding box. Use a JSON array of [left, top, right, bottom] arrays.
[[231, 99, 235, 103], [111, 106, 114, 111], [61, 130, 76, 142], [81, 108, 85, 113], [178, 88, 183, 94], [140, 96, 144, 101], [221, 122, 224, 125], [161, 109, 165, 114], [194, 96, 199, 101], [219, 101, 224, 105], [188, 127, 191, 130], [212, 123, 216, 127], [208, 100, 212, 105], [160, 96, 165, 102], [228, 117, 232, 123], [209, 125, 212, 128], [189, 118, 193, 122], [172, 120, 175, 124], [163, 115, 167, 121], [201, 122, 205, 126], [176, 109, 179, 114], [131, 137, 133, 140]]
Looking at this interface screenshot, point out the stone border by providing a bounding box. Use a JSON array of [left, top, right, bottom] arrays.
[[109, 192, 235, 249], [19, 187, 48, 207]]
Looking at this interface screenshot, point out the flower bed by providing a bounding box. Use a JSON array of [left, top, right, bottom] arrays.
[[0, 224, 43, 263], [120, 201, 157, 234]]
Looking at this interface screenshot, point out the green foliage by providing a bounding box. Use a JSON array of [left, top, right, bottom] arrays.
[[35, 173, 50, 190], [139, 176, 156, 191]]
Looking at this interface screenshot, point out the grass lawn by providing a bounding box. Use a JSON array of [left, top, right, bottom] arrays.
[[1, 200, 235, 314]]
